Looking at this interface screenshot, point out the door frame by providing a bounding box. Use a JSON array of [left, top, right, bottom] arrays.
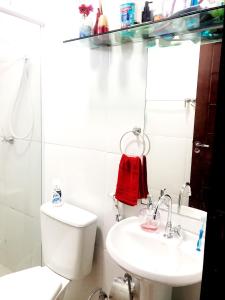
[[200, 10, 225, 300]]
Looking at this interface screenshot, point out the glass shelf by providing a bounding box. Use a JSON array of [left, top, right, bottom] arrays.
[[63, 6, 224, 48]]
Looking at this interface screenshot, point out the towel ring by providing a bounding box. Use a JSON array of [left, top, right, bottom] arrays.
[[119, 127, 150, 156]]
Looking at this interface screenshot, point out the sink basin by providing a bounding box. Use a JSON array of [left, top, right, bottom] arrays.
[[106, 216, 204, 287]]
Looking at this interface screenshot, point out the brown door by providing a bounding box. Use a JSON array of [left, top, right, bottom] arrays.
[[190, 42, 222, 211]]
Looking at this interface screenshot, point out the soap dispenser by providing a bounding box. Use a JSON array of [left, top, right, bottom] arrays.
[[142, 1, 153, 22]]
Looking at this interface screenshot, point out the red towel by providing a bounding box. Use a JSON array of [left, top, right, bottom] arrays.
[[115, 154, 149, 206]]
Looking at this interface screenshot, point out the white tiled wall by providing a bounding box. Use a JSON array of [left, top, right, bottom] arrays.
[[42, 39, 147, 299]]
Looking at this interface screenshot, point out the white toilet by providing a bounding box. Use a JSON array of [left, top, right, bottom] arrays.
[[0, 202, 98, 300]]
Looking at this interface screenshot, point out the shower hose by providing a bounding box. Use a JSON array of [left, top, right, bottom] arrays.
[[9, 57, 34, 140]]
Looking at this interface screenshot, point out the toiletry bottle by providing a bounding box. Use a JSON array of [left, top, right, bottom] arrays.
[[142, 1, 154, 22], [52, 184, 62, 207], [55, 184, 62, 198], [98, 14, 109, 33], [120, 1, 136, 28], [97, 1, 109, 33], [93, 8, 101, 35], [191, 0, 199, 6]]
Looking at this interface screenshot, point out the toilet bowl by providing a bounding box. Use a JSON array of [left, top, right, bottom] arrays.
[[0, 202, 97, 300], [0, 266, 68, 300]]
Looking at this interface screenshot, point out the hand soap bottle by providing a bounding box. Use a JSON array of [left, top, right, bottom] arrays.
[[142, 1, 154, 22], [52, 180, 63, 207]]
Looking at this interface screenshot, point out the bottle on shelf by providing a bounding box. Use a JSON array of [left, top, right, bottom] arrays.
[[120, 1, 136, 28], [142, 1, 154, 22], [93, 8, 101, 35], [96, 0, 109, 34]]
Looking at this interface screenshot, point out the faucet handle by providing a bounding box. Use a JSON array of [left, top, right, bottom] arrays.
[[141, 194, 152, 208], [160, 188, 166, 198], [172, 225, 182, 238], [186, 183, 192, 196], [147, 194, 152, 208]]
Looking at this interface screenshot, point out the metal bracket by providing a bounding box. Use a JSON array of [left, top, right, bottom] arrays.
[[1, 136, 14, 144], [184, 98, 196, 108], [124, 273, 134, 300], [132, 127, 141, 136], [87, 288, 108, 300]]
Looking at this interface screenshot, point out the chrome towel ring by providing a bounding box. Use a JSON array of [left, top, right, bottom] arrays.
[[119, 127, 150, 156]]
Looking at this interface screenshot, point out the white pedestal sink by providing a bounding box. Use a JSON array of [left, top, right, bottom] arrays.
[[106, 216, 204, 300]]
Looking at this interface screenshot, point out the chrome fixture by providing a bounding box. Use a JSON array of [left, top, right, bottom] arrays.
[[178, 182, 191, 213], [184, 98, 196, 108], [172, 224, 182, 238], [124, 273, 134, 300], [194, 141, 210, 154], [108, 273, 135, 300], [1, 136, 14, 144], [153, 190, 173, 238], [87, 287, 108, 300], [194, 141, 210, 148], [119, 127, 151, 156], [141, 194, 152, 208], [153, 190, 181, 239], [112, 195, 122, 222]]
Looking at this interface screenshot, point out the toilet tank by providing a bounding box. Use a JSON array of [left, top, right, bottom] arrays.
[[40, 202, 97, 280]]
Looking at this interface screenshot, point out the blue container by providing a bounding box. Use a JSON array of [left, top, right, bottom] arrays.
[[120, 3, 135, 28], [191, 0, 198, 5]]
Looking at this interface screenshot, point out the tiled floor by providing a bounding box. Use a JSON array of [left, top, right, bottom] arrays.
[[0, 264, 11, 277]]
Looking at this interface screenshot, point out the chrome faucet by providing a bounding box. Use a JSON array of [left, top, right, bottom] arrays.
[[178, 182, 191, 213], [153, 190, 173, 238]]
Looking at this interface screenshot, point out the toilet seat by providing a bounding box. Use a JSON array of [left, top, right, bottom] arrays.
[[0, 266, 67, 300]]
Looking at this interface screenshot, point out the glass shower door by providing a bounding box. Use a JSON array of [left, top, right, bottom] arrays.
[[0, 11, 42, 276]]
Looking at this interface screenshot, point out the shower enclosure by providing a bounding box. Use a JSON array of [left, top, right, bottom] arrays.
[[0, 9, 42, 276]]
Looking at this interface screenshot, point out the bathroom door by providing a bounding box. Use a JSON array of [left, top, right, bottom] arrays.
[[190, 42, 222, 211]]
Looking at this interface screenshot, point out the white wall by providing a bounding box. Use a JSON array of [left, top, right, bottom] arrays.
[[42, 40, 147, 300]]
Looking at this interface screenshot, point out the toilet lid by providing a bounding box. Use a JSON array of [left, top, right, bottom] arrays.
[[0, 266, 63, 300]]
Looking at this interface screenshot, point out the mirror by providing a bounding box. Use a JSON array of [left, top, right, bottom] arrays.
[[145, 34, 221, 218]]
